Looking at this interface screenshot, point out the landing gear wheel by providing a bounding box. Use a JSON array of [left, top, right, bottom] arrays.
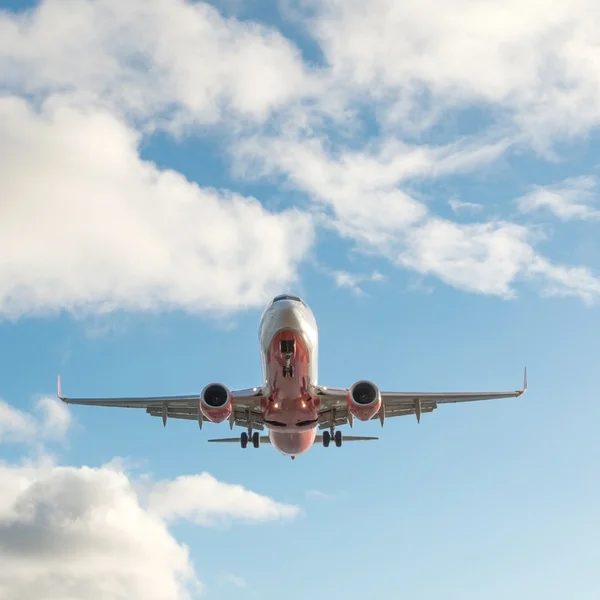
[[322, 431, 331, 447], [334, 430, 343, 448], [240, 432, 248, 449], [252, 431, 260, 448]]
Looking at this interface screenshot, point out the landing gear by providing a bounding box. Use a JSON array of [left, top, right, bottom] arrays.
[[334, 430, 342, 448], [280, 340, 295, 354], [281, 339, 295, 378], [322, 430, 343, 448], [240, 430, 261, 448]]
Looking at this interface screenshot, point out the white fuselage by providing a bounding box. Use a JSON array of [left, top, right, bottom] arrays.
[[258, 295, 319, 387], [256, 295, 321, 456]]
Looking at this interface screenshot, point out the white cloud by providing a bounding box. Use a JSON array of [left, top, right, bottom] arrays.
[[399, 218, 600, 303], [0, 458, 200, 600], [146, 472, 301, 526], [35, 397, 72, 440], [232, 133, 509, 246], [13, 0, 600, 144], [304, 0, 600, 142], [449, 198, 484, 214], [0, 0, 314, 127], [0, 458, 300, 600], [516, 176, 600, 221], [0, 397, 71, 444], [0, 402, 37, 443], [2, 0, 600, 315], [528, 257, 600, 305], [0, 95, 314, 318], [0, 397, 301, 600], [397, 219, 535, 298], [232, 134, 600, 303], [329, 269, 385, 296]]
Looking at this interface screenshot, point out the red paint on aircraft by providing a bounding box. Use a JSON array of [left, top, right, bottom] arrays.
[[262, 329, 318, 456], [199, 385, 233, 423], [199, 401, 232, 424], [269, 429, 317, 456], [347, 394, 381, 422]]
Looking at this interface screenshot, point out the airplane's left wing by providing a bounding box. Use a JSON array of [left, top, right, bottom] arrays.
[[57, 375, 265, 430], [315, 368, 527, 429]]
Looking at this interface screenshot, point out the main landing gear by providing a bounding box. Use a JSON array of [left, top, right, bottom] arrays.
[[240, 431, 260, 449], [322, 429, 343, 448]]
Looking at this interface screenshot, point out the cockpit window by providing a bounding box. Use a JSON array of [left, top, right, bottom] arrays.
[[272, 294, 306, 306]]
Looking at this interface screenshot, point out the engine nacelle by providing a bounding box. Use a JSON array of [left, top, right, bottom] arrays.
[[347, 380, 382, 422], [199, 383, 232, 423]]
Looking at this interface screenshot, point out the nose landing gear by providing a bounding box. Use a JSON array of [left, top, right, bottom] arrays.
[[280, 339, 295, 378]]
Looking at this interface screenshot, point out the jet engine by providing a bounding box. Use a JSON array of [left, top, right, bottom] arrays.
[[347, 380, 382, 422], [199, 383, 232, 423]]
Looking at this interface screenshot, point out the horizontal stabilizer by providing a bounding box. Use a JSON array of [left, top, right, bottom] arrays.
[[208, 436, 271, 443], [207, 434, 379, 444], [320, 435, 379, 442]]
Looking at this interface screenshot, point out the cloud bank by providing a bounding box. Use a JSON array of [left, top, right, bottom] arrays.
[[2, 0, 600, 317], [0, 95, 313, 318], [0, 398, 300, 599]]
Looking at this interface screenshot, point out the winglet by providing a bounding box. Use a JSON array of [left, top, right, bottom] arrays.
[[521, 367, 527, 395], [57, 374, 64, 401]]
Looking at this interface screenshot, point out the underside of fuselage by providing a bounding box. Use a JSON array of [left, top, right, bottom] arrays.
[[268, 429, 317, 456], [259, 297, 320, 457]]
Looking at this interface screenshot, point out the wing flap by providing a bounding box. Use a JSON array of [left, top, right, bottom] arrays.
[[145, 405, 266, 430]]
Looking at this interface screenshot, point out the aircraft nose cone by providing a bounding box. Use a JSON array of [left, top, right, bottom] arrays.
[[276, 302, 302, 328]]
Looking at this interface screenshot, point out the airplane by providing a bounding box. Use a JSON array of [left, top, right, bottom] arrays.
[[57, 293, 527, 459]]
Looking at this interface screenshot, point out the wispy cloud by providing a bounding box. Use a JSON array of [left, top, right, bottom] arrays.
[[305, 489, 331, 500], [448, 198, 484, 214], [233, 133, 600, 304], [329, 270, 386, 296], [516, 176, 600, 221], [221, 573, 248, 589]]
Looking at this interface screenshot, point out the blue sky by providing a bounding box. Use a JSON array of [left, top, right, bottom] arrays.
[[1, 0, 600, 599]]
